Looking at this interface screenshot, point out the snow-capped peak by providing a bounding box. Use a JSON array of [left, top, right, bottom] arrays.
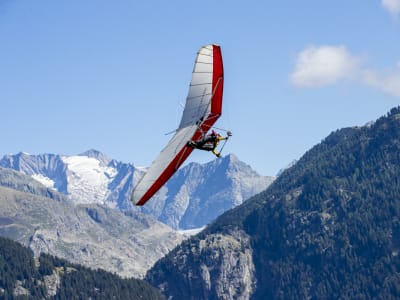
[[61, 155, 117, 205], [79, 149, 110, 166]]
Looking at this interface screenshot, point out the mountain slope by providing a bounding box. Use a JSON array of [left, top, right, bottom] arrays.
[[146, 108, 400, 299], [0, 167, 185, 278]]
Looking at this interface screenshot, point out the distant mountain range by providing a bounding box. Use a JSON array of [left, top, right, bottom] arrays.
[[147, 108, 400, 299], [0, 151, 273, 230], [0, 149, 138, 209]]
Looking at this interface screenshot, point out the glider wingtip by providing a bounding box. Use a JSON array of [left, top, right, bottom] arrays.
[[135, 198, 146, 206], [130, 193, 140, 206], [131, 193, 148, 206]]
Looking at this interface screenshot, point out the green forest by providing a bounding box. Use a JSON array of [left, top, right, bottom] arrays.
[[0, 237, 164, 299]]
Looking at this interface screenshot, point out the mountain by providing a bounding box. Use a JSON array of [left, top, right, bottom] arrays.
[[0, 167, 185, 278], [146, 108, 400, 299], [0, 236, 164, 299], [0, 149, 139, 209], [0, 151, 273, 230], [141, 154, 274, 230]]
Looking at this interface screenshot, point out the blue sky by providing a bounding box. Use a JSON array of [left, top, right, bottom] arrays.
[[1, 0, 400, 176]]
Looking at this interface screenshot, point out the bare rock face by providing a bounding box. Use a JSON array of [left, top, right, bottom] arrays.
[[13, 281, 30, 297], [148, 228, 256, 300], [197, 231, 256, 300], [43, 270, 61, 297]]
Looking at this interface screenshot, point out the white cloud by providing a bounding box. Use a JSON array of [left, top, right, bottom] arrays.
[[290, 44, 400, 97], [362, 69, 400, 97], [290, 45, 361, 88], [382, 0, 400, 16]]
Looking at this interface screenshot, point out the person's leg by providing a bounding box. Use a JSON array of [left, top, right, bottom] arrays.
[[212, 149, 221, 157]]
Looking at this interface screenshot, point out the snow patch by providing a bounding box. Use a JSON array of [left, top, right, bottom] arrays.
[[31, 174, 56, 190], [61, 155, 117, 204], [135, 166, 148, 172], [178, 226, 206, 236]]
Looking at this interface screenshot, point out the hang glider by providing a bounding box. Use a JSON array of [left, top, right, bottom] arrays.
[[131, 44, 224, 206]]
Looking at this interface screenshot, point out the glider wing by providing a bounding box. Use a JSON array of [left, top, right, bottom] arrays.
[[132, 44, 224, 206]]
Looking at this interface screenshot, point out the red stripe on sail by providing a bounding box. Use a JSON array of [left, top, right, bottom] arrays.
[[211, 45, 224, 115], [136, 145, 195, 206]]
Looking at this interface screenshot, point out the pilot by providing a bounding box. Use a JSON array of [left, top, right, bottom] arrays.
[[187, 130, 231, 157]]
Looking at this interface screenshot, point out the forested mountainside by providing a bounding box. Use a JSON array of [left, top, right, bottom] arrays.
[[147, 107, 400, 300], [0, 237, 164, 299]]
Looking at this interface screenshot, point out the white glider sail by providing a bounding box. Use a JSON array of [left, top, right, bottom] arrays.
[[132, 44, 224, 206]]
